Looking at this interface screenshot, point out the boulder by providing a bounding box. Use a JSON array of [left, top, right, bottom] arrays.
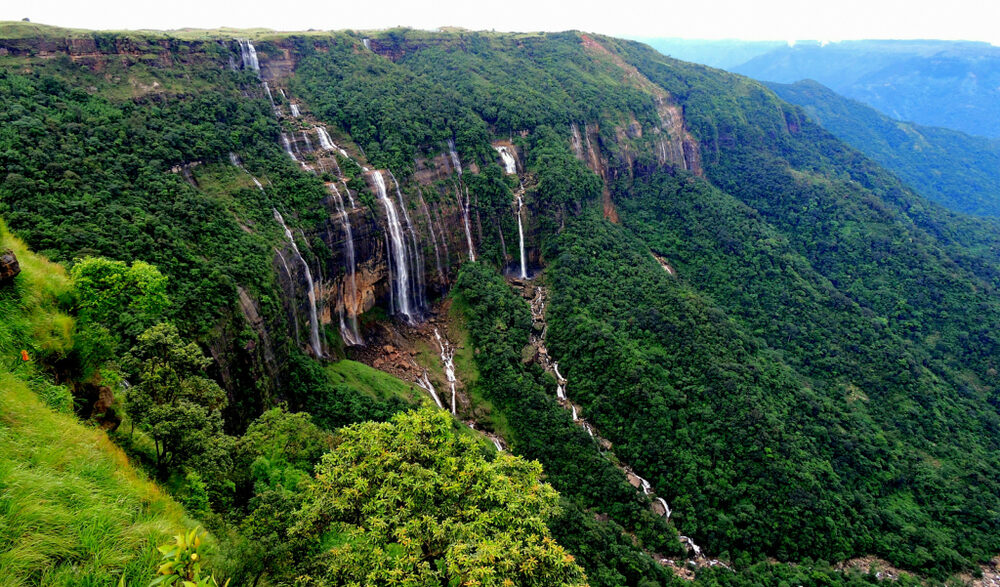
[[0, 249, 20, 284]]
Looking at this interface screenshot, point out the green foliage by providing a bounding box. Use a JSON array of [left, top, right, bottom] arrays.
[[122, 323, 232, 478], [455, 262, 682, 585], [0, 373, 192, 586], [292, 408, 588, 586], [151, 527, 228, 587], [769, 79, 1000, 217], [71, 256, 170, 357]]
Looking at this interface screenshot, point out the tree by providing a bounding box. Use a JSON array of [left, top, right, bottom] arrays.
[[292, 408, 589, 586], [122, 322, 228, 478], [70, 256, 170, 356]]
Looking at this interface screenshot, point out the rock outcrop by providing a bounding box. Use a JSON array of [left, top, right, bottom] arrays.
[[0, 249, 20, 284]]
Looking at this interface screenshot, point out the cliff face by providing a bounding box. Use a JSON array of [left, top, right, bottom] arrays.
[[261, 32, 701, 351]]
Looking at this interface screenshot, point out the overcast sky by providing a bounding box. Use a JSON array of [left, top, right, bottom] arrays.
[[5, 0, 1000, 44]]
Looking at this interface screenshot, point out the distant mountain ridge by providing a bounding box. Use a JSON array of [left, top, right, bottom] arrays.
[[732, 40, 1000, 138], [768, 78, 1000, 216]]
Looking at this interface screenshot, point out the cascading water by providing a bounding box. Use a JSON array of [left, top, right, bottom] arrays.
[[327, 183, 363, 346], [418, 191, 444, 281], [262, 81, 275, 107], [301, 131, 314, 152], [457, 186, 476, 262], [553, 362, 567, 400], [495, 145, 517, 174], [316, 126, 335, 151], [239, 39, 260, 74], [415, 371, 444, 409], [448, 138, 462, 176], [515, 193, 528, 279], [281, 134, 297, 162], [290, 103, 301, 117], [389, 171, 427, 314], [434, 329, 458, 415], [372, 171, 419, 323], [272, 209, 323, 357]]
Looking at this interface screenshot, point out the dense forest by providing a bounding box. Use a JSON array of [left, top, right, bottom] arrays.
[[2, 20, 999, 586], [768, 79, 1000, 217]]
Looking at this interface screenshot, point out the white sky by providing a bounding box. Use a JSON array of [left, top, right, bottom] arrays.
[[5, 0, 1000, 44]]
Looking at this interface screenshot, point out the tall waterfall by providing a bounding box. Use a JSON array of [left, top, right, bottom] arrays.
[[418, 191, 444, 280], [239, 39, 260, 74], [448, 138, 462, 176], [300, 130, 314, 152], [434, 329, 458, 415], [515, 193, 528, 279], [495, 145, 517, 174], [389, 171, 427, 314], [290, 103, 301, 118], [372, 171, 419, 323], [327, 184, 363, 346], [262, 82, 275, 107], [457, 186, 476, 262], [272, 209, 323, 357]]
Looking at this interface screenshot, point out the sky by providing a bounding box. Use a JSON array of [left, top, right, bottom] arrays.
[[5, 0, 1000, 44]]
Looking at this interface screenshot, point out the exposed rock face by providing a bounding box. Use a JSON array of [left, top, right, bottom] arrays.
[[0, 249, 20, 284]]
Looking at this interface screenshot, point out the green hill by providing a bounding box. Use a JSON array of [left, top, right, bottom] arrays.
[[0, 222, 194, 586], [2, 22, 1000, 585], [768, 78, 1000, 217]]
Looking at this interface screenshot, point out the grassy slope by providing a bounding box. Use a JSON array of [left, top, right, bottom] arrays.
[[0, 222, 194, 586]]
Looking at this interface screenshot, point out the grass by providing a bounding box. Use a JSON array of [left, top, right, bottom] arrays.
[[0, 219, 200, 585], [324, 359, 427, 406], [0, 221, 74, 362], [0, 375, 194, 586]]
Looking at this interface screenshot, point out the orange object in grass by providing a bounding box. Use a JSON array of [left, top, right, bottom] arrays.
[[20, 350, 29, 361]]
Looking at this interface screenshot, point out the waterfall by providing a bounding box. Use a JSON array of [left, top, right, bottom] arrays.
[[656, 497, 672, 520], [418, 191, 444, 281], [301, 130, 313, 152], [279, 88, 287, 100], [434, 329, 458, 415], [251, 176, 264, 190], [290, 103, 301, 117], [416, 371, 444, 409], [327, 183, 363, 346], [515, 193, 528, 279], [457, 185, 476, 262], [316, 126, 335, 150], [272, 209, 323, 357], [553, 362, 567, 400], [372, 171, 418, 323], [341, 180, 356, 208], [281, 134, 297, 162], [239, 39, 260, 74], [571, 404, 578, 421], [389, 171, 427, 313], [570, 123, 584, 159], [448, 138, 462, 176], [363, 38, 371, 51], [228, 55, 237, 71], [262, 81, 275, 107], [274, 248, 301, 344], [495, 145, 517, 174], [491, 438, 503, 452], [228, 152, 241, 166]]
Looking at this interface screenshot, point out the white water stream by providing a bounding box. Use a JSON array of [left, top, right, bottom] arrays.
[[272, 209, 323, 357]]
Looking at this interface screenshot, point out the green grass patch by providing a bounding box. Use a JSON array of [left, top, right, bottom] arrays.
[[324, 359, 426, 406], [0, 374, 194, 586]]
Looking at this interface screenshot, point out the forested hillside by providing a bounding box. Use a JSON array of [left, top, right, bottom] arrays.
[[768, 79, 1000, 217], [2, 21, 999, 585]]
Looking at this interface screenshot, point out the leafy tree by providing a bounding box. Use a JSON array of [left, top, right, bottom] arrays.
[[122, 322, 230, 478], [291, 408, 588, 586]]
